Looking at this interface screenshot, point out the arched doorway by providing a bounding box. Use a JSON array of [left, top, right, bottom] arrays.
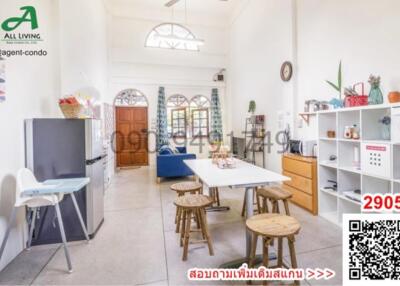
[[114, 89, 149, 168]]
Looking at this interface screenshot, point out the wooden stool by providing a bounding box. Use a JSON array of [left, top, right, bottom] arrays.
[[246, 214, 301, 285], [174, 194, 214, 261], [256, 186, 293, 215], [170, 182, 203, 233]]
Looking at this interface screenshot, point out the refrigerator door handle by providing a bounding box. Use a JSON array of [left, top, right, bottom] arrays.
[[86, 156, 104, 166]]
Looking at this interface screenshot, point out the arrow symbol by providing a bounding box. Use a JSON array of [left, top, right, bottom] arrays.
[[306, 269, 315, 279], [324, 268, 336, 279], [316, 269, 325, 280]]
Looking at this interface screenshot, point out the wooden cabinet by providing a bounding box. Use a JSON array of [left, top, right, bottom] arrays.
[[282, 154, 318, 215]]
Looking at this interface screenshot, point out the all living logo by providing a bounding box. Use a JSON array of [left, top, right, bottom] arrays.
[[1, 6, 42, 44]]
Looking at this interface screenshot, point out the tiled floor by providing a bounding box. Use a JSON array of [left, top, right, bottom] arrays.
[[0, 167, 343, 285]]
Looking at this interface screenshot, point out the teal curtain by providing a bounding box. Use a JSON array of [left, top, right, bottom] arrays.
[[210, 88, 223, 143], [156, 87, 169, 150]]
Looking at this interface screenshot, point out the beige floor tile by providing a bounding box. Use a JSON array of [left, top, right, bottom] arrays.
[[32, 207, 167, 285], [0, 167, 343, 286], [295, 246, 342, 286], [0, 244, 59, 285]]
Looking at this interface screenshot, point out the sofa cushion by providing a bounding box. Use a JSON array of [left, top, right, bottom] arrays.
[[159, 145, 174, 155]]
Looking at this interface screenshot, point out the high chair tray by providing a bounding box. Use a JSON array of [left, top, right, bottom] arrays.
[[23, 178, 90, 196]]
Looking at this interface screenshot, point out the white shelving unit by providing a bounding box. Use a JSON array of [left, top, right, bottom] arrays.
[[317, 103, 400, 226]]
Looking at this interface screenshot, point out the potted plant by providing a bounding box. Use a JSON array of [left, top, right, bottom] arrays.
[[326, 61, 343, 109]]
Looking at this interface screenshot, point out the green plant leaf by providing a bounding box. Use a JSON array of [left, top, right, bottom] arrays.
[[326, 80, 340, 92]]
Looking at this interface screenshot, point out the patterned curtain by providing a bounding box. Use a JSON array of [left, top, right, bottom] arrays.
[[156, 87, 169, 150], [210, 88, 223, 143]]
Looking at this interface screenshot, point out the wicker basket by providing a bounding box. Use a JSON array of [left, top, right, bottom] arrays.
[[59, 104, 84, 119]]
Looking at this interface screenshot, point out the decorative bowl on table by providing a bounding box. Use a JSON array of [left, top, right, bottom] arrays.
[[217, 158, 236, 169]]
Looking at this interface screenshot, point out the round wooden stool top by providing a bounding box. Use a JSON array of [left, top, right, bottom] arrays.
[[246, 213, 300, 238], [174, 194, 213, 209], [257, 186, 292, 200], [170, 182, 202, 194]]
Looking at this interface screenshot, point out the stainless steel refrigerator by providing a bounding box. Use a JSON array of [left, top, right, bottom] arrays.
[[25, 119, 105, 245]]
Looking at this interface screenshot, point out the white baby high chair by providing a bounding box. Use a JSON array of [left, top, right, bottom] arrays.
[[0, 168, 89, 273]]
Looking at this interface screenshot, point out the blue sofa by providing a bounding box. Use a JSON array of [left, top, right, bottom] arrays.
[[156, 146, 196, 182]]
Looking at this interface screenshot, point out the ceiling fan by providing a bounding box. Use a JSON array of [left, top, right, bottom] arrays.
[[165, 0, 228, 8]]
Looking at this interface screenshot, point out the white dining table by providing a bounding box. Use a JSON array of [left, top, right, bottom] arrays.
[[184, 158, 290, 267]]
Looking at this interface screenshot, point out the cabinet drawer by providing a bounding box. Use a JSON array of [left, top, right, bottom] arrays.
[[282, 157, 313, 179], [283, 171, 313, 195], [284, 185, 313, 212]]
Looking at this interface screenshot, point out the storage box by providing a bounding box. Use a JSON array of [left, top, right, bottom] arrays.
[[361, 143, 391, 179], [344, 82, 369, 108], [344, 95, 368, 107]]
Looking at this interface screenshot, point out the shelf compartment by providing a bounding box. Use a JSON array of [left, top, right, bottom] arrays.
[[361, 107, 391, 141], [339, 199, 361, 224], [338, 110, 361, 140], [394, 182, 400, 194], [338, 140, 360, 169], [318, 112, 337, 139], [318, 140, 337, 164], [319, 188, 338, 223], [338, 170, 361, 196], [393, 145, 400, 180], [362, 175, 392, 195]]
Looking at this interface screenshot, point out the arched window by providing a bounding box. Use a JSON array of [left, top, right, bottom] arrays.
[[167, 94, 189, 138], [145, 23, 201, 51], [190, 95, 210, 138], [114, 89, 148, 107]]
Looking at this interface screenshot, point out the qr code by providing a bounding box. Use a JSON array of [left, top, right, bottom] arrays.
[[344, 214, 400, 285]]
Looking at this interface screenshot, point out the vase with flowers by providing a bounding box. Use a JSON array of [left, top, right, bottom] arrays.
[[379, 116, 391, 140], [368, 75, 384, 105]]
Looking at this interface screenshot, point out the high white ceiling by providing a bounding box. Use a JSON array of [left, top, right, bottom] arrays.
[[110, 0, 238, 12], [107, 0, 240, 18]]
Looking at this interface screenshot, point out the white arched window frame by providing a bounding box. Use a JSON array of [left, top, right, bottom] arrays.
[[114, 89, 148, 107], [190, 95, 211, 138], [167, 94, 189, 138], [145, 23, 200, 51]]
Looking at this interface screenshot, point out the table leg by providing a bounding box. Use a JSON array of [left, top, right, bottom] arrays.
[[219, 186, 276, 269], [245, 186, 254, 256], [205, 187, 230, 212], [70, 193, 90, 242]]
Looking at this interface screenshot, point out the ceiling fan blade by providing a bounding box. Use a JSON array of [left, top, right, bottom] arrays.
[[165, 0, 181, 7]]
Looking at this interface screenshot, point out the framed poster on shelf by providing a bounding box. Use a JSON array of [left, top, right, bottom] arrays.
[[0, 57, 5, 102]]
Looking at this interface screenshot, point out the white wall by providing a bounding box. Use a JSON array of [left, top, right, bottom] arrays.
[[0, 0, 61, 270], [59, 0, 108, 101], [295, 0, 400, 139], [227, 0, 400, 172], [227, 0, 295, 172], [0, 0, 109, 271], [107, 3, 229, 165]]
